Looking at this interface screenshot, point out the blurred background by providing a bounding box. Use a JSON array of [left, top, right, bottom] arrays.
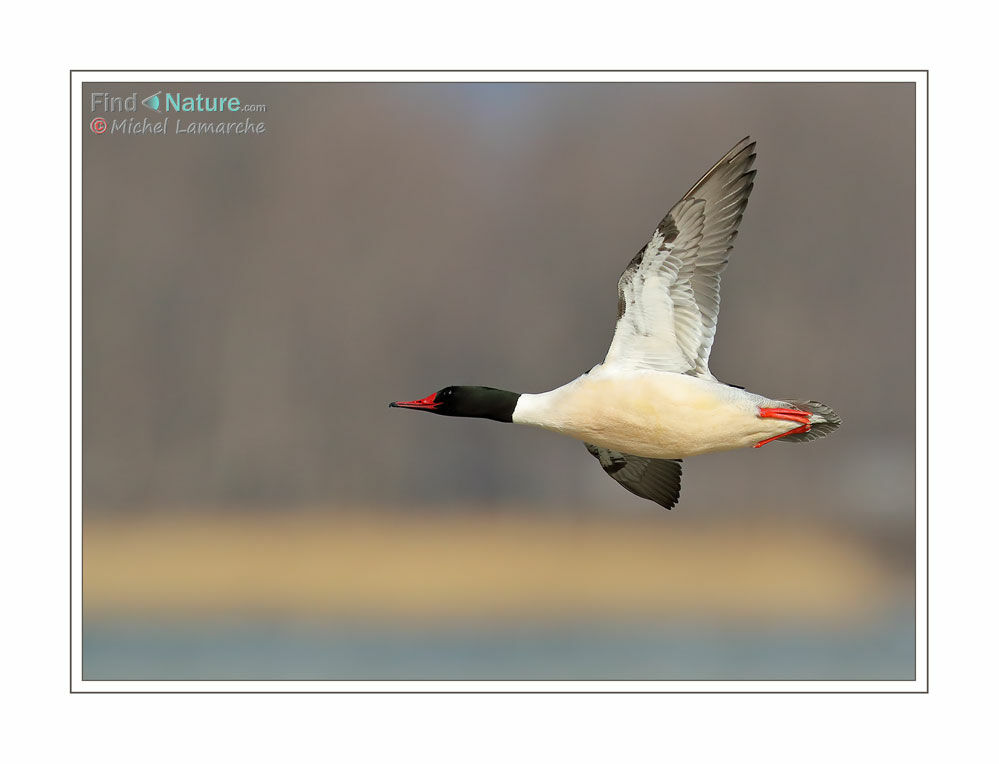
[[82, 82, 915, 680]]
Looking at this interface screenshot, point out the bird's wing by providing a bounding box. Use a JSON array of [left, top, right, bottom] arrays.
[[603, 137, 757, 379], [585, 443, 683, 510]]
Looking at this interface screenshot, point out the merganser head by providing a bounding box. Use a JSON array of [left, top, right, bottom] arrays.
[[389, 385, 519, 423]]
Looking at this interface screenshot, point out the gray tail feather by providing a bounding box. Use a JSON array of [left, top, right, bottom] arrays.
[[777, 399, 841, 443]]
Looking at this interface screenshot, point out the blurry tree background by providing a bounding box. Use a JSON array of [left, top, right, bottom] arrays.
[[82, 82, 915, 679], [84, 82, 913, 525]]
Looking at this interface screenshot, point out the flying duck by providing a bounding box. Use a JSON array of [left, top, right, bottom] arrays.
[[390, 137, 840, 510]]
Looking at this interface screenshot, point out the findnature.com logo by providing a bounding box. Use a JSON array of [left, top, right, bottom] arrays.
[[89, 90, 268, 136]]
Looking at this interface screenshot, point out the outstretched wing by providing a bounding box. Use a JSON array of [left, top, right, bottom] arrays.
[[604, 137, 757, 379], [585, 443, 683, 510]]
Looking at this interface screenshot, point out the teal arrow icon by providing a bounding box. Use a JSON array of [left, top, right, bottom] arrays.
[[141, 91, 161, 112]]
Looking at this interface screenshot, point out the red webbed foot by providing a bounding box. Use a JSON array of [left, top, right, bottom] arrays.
[[754, 407, 812, 448]]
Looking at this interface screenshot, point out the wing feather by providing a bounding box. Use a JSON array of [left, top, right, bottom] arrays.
[[585, 443, 683, 510], [604, 137, 757, 378]]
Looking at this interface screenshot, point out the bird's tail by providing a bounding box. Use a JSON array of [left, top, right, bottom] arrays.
[[776, 399, 841, 443]]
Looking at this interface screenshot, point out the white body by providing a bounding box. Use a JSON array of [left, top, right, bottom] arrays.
[[513, 365, 795, 460]]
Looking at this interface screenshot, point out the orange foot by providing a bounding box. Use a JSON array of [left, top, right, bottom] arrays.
[[754, 407, 811, 448]]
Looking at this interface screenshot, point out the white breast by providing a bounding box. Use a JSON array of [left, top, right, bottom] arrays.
[[512, 368, 790, 459]]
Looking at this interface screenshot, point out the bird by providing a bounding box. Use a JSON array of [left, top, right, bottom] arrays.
[[389, 137, 840, 510]]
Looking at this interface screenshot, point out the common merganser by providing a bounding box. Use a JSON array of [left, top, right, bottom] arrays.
[[390, 138, 840, 510]]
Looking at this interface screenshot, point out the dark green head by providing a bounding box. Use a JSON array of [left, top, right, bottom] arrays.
[[389, 385, 520, 423]]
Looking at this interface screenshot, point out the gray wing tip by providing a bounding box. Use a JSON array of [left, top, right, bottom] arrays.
[[726, 141, 757, 173], [683, 137, 758, 202], [721, 137, 756, 165]]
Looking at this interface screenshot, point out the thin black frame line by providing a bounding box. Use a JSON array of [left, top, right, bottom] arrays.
[[924, 71, 929, 693], [70, 72, 928, 693], [71, 69, 928, 73], [68, 80, 927, 692], [69, 69, 73, 694], [69, 75, 928, 692], [70, 690, 924, 695]]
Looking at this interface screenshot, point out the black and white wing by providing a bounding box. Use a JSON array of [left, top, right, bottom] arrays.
[[585, 443, 683, 510], [604, 137, 757, 379]]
